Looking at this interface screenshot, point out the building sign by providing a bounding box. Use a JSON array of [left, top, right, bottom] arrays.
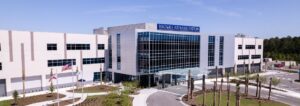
[[157, 24, 200, 32]]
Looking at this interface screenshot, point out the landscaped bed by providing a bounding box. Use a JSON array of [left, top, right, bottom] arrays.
[[76, 93, 133, 106], [0, 93, 65, 106], [47, 98, 80, 106], [230, 79, 286, 92], [67, 85, 119, 93], [182, 90, 288, 106]]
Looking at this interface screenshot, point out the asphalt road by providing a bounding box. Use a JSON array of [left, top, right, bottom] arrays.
[[263, 70, 300, 93], [146, 91, 183, 106]]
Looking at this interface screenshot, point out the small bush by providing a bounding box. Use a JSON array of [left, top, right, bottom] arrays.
[[123, 80, 139, 89], [120, 94, 132, 106], [102, 93, 132, 106], [102, 93, 119, 106], [49, 83, 55, 94], [259, 76, 267, 84], [271, 77, 281, 86], [12, 90, 19, 105]]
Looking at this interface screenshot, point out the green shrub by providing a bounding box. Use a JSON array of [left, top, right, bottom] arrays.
[[12, 90, 19, 105], [120, 94, 132, 106], [102, 93, 132, 106], [103, 93, 119, 106], [49, 83, 55, 94], [123, 80, 139, 89], [259, 76, 267, 84], [271, 77, 281, 86]]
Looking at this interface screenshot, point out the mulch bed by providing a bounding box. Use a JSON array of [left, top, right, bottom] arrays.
[[12, 93, 65, 106], [76, 95, 105, 106], [75, 95, 133, 106], [47, 98, 80, 106]]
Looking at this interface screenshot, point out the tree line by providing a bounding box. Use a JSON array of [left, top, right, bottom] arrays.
[[264, 36, 300, 63]]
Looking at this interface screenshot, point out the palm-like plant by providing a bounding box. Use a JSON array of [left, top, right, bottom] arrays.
[[49, 83, 55, 95], [12, 90, 19, 105]]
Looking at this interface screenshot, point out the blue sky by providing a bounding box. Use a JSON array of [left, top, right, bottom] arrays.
[[0, 0, 299, 38]]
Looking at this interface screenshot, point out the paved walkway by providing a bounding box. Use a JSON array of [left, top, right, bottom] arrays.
[[147, 91, 183, 106], [132, 88, 158, 106]]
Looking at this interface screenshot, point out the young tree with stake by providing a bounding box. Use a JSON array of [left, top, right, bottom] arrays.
[[213, 81, 216, 106], [236, 81, 240, 106], [202, 75, 206, 106], [227, 73, 230, 106]]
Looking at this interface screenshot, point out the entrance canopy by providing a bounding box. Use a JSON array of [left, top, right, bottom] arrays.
[[156, 67, 210, 79]]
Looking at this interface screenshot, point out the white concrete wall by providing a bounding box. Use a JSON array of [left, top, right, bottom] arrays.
[[200, 34, 235, 70], [0, 30, 108, 95], [234, 36, 264, 72], [107, 23, 147, 77]]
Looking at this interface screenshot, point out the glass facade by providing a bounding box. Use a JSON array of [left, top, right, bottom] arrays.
[[117, 34, 121, 70], [108, 36, 112, 68], [219, 36, 224, 65], [137, 32, 200, 74], [208, 36, 215, 66]]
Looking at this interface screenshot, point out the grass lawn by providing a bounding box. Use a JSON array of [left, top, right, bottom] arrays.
[[0, 93, 65, 106], [184, 92, 288, 106], [0, 100, 11, 106], [68, 85, 119, 93], [76, 93, 133, 106]]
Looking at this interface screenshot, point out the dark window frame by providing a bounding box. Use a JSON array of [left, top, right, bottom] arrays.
[[47, 43, 57, 51], [245, 45, 255, 49], [83, 57, 105, 64], [0, 62, 2, 70], [251, 55, 261, 59], [66, 44, 90, 50], [238, 45, 242, 49], [47, 59, 76, 67], [97, 44, 105, 50], [258, 45, 262, 49], [238, 55, 249, 60]]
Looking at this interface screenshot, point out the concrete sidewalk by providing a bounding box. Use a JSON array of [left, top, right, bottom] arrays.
[[132, 88, 158, 106]]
